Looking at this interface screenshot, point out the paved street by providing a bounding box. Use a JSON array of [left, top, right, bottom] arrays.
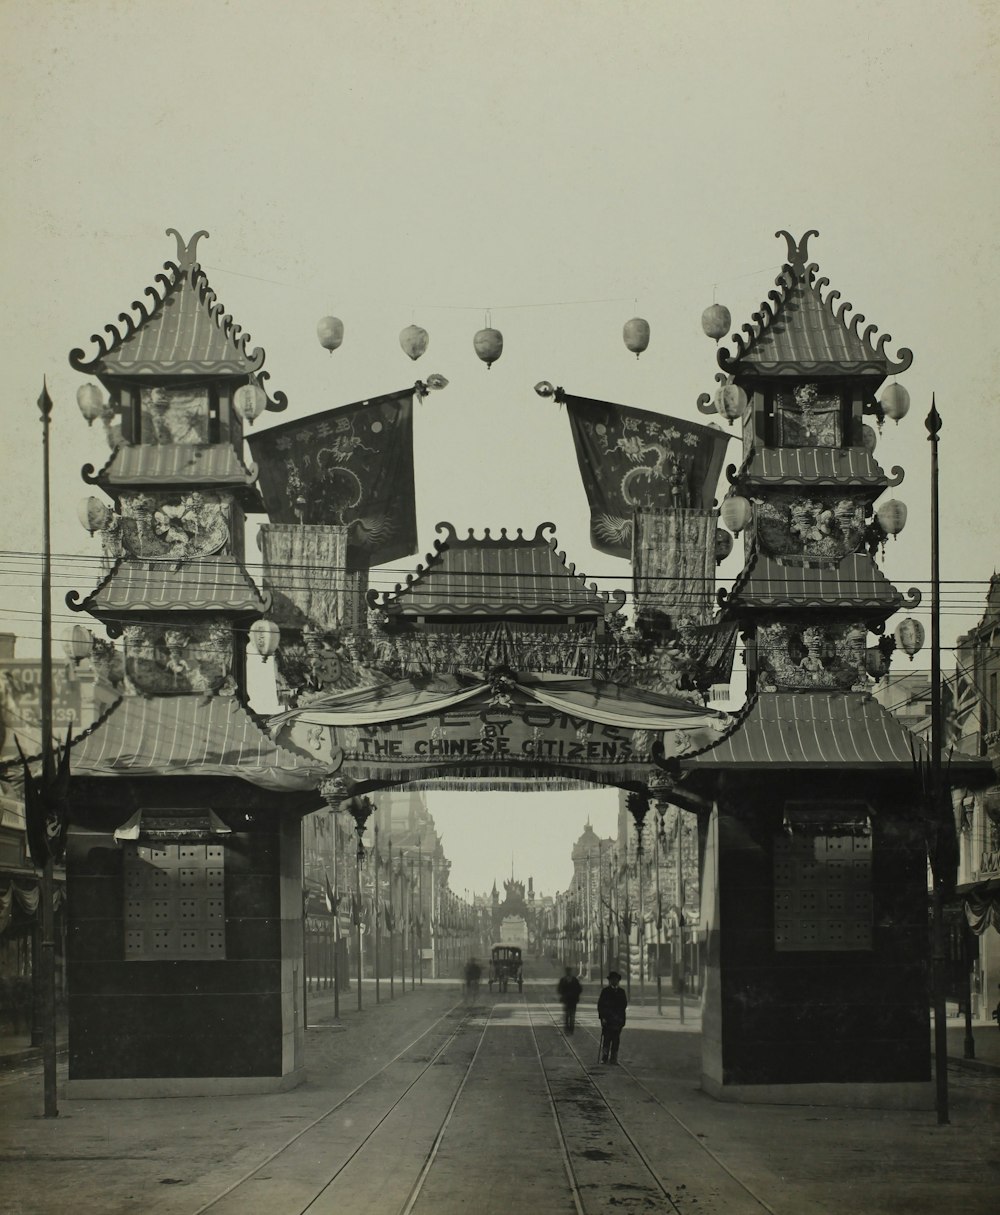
[[1, 978, 997, 1215]]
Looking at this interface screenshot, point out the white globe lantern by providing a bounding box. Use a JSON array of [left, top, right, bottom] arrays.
[[701, 303, 731, 342], [77, 496, 112, 533], [399, 324, 429, 361], [249, 618, 281, 661], [714, 383, 749, 426], [233, 382, 267, 427], [720, 495, 753, 537], [876, 499, 907, 539], [473, 327, 503, 369], [880, 383, 910, 425], [61, 623, 92, 663], [317, 316, 344, 353], [76, 383, 107, 426], [623, 317, 650, 358], [894, 617, 925, 660]]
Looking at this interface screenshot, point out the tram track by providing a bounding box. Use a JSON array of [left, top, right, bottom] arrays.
[[195, 984, 778, 1215], [528, 990, 777, 1215], [193, 999, 477, 1215]]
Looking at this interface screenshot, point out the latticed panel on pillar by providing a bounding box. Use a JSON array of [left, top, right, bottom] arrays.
[[124, 843, 226, 960], [773, 829, 872, 952]]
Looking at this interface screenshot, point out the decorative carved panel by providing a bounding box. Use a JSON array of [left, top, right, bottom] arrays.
[[773, 383, 843, 447], [112, 491, 231, 561], [757, 617, 868, 692], [123, 620, 234, 696], [754, 491, 866, 562], [140, 385, 210, 445]]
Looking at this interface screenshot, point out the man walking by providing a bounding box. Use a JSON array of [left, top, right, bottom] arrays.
[[597, 970, 628, 1064], [557, 966, 582, 1033]]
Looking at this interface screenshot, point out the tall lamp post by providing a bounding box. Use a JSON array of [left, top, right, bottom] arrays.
[[345, 796, 375, 1012], [34, 381, 58, 1118], [926, 396, 950, 1126]]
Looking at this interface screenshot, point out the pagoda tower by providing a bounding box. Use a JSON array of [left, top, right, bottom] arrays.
[[680, 230, 938, 1106], [64, 230, 327, 1096]]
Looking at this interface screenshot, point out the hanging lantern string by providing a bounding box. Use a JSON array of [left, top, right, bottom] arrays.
[[203, 263, 786, 311]]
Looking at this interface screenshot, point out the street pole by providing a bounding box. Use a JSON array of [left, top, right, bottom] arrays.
[[409, 856, 416, 990], [355, 834, 363, 1012], [37, 381, 58, 1119], [417, 836, 424, 986], [388, 838, 394, 1000], [332, 815, 340, 1020], [374, 822, 381, 1005], [927, 395, 949, 1126], [637, 822, 645, 1007], [677, 811, 685, 1026], [597, 840, 605, 982], [655, 806, 663, 1016]]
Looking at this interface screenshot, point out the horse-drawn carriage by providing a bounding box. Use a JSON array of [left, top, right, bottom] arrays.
[[488, 944, 523, 993]]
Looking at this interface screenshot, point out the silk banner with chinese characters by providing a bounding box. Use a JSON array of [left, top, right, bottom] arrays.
[[248, 389, 416, 567], [564, 394, 732, 558]]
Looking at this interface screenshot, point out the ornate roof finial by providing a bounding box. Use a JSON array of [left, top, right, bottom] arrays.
[[166, 228, 209, 269], [775, 229, 819, 274]]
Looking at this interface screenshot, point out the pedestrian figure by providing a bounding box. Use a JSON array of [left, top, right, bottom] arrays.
[[464, 957, 481, 1003], [557, 966, 582, 1033], [597, 970, 628, 1064]]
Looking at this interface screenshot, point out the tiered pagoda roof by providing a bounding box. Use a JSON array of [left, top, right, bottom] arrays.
[[69, 228, 287, 405], [72, 694, 325, 792], [68, 556, 270, 619], [681, 691, 994, 778], [717, 230, 913, 381], [369, 522, 626, 620], [82, 442, 264, 510], [722, 549, 914, 613], [734, 446, 899, 494]]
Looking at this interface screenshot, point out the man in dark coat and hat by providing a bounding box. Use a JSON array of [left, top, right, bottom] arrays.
[[597, 971, 628, 1064]]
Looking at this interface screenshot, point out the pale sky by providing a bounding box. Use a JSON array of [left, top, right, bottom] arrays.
[[2, 1, 998, 896]]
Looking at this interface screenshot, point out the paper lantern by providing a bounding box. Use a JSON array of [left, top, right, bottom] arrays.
[[714, 383, 749, 425], [701, 304, 731, 341], [894, 617, 924, 660], [865, 646, 889, 679], [880, 383, 910, 425], [720, 495, 752, 537], [715, 528, 733, 564], [861, 423, 878, 452], [876, 499, 907, 538], [249, 618, 280, 660], [77, 496, 111, 533], [399, 324, 429, 361], [474, 327, 503, 369], [76, 383, 107, 425], [317, 316, 344, 353], [233, 382, 267, 427], [623, 317, 650, 358], [61, 624, 92, 663]]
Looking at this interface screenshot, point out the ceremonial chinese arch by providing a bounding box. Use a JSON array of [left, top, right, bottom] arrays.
[[58, 227, 977, 1107]]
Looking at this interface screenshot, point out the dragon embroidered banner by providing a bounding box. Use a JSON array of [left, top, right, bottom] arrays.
[[564, 394, 732, 558], [248, 389, 416, 567]]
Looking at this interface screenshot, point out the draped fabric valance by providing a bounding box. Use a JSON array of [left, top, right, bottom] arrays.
[[963, 879, 1000, 936]]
